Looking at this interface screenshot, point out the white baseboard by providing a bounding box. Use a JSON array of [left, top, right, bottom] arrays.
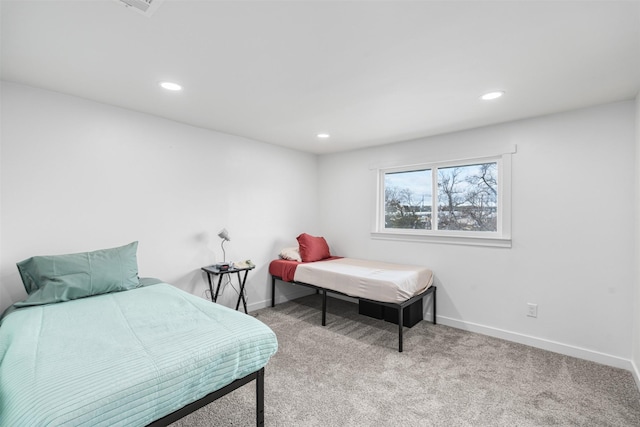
[[437, 315, 634, 371]]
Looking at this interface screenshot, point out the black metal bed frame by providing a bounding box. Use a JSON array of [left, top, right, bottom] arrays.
[[146, 367, 265, 427], [271, 275, 436, 352]]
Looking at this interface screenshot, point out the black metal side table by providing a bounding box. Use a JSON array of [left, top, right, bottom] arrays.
[[201, 264, 255, 313]]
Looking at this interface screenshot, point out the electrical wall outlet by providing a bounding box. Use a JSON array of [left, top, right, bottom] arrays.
[[527, 303, 538, 318]]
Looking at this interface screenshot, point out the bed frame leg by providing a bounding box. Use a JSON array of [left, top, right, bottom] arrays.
[[256, 368, 265, 426], [322, 290, 327, 326], [271, 276, 276, 308], [433, 287, 437, 325], [398, 306, 404, 352]]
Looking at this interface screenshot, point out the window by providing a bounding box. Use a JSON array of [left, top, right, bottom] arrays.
[[374, 154, 511, 247]]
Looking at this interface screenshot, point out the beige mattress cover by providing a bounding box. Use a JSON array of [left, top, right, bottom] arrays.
[[293, 257, 433, 303]]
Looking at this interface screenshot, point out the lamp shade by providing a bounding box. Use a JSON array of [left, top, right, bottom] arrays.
[[217, 228, 230, 241]]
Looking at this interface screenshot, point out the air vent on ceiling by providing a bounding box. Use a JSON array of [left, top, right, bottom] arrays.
[[114, 0, 165, 17]]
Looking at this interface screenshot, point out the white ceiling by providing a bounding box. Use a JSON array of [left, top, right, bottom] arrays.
[[2, 1, 639, 154]]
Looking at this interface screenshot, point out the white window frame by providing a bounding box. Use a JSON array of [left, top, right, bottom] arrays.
[[372, 153, 512, 248]]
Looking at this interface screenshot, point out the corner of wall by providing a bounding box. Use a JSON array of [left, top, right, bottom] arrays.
[[634, 91, 640, 386], [632, 359, 640, 393]]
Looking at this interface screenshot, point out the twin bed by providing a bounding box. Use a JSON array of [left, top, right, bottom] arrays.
[[0, 242, 278, 426], [0, 236, 434, 425], [269, 234, 436, 352]]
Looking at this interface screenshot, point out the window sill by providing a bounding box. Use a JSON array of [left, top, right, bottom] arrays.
[[370, 231, 512, 248]]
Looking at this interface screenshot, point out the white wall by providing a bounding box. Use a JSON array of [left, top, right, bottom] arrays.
[[0, 81, 319, 313], [634, 92, 640, 384], [318, 101, 637, 368]]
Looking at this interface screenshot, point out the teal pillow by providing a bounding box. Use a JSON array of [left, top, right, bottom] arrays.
[[15, 242, 140, 307]]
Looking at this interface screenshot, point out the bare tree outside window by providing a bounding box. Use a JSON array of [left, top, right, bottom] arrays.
[[437, 163, 497, 231], [384, 162, 497, 232], [385, 169, 432, 230]]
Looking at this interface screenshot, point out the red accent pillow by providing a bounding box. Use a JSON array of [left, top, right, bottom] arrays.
[[297, 233, 331, 262]]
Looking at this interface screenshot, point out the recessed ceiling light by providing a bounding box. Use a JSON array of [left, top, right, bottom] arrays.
[[480, 91, 505, 100], [317, 133, 330, 139], [159, 81, 182, 91]]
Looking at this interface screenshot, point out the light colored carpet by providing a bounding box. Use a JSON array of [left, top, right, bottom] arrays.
[[172, 295, 640, 426]]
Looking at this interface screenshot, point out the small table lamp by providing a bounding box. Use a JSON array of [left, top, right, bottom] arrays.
[[218, 228, 230, 262]]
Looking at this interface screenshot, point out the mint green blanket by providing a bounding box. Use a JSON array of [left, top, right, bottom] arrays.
[[0, 283, 278, 426]]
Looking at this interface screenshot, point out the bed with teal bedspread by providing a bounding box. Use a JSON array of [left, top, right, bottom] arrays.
[[0, 281, 278, 426]]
